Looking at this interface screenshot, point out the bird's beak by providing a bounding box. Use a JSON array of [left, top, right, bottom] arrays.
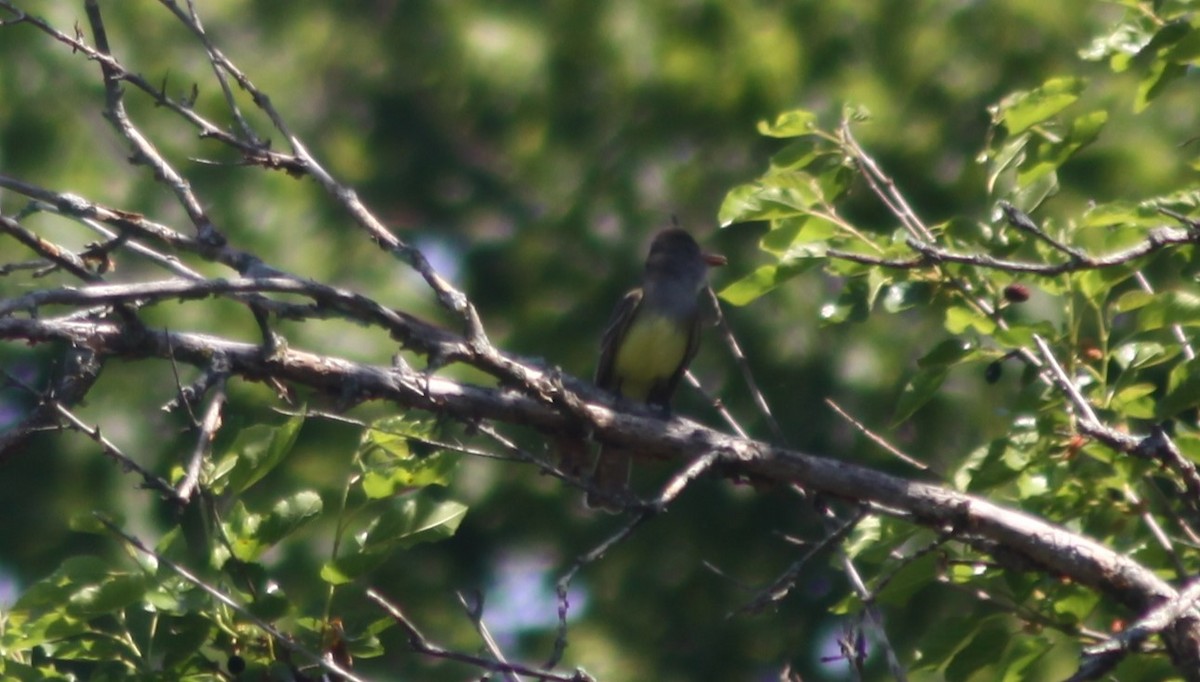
[[703, 252, 727, 267]]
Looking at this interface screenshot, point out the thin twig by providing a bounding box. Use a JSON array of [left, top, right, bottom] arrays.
[[734, 508, 865, 615], [0, 215, 102, 282], [1122, 484, 1186, 579], [825, 398, 938, 476], [457, 590, 522, 682], [999, 201, 1090, 261], [176, 366, 228, 503], [85, 0, 222, 245], [829, 520, 909, 681], [549, 512, 653, 668], [367, 589, 584, 682], [705, 286, 788, 444]]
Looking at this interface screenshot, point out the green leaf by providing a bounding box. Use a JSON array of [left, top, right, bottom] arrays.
[[992, 77, 1086, 136], [875, 553, 937, 607], [819, 278, 870, 325], [225, 411, 306, 494], [321, 550, 389, 586], [322, 495, 468, 584], [993, 322, 1057, 350], [759, 216, 839, 257], [768, 138, 827, 172], [66, 573, 147, 618], [892, 366, 948, 424], [880, 281, 932, 314], [1009, 164, 1059, 212], [226, 492, 322, 561], [1018, 110, 1107, 187], [842, 515, 882, 561], [946, 616, 1012, 680], [68, 512, 111, 534], [1051, 588, 1099, 624], [998, 636, 1052, 682], [0, 659, 77, 681], [1112, 289, 1155, 313], [917, 339, 977, 368], [1111, 341, 1174, 370], [1111, 382, 1157, 419], [155, 614, 213, 671], [717, 171, 837, 226], [1136, 291, 1200, 330], [1136, 59, 1187, 112], [986, 134, 1029, 196], [1082, 200, 1166, 229], [755, 109, 817, 138], [954, 439, 1023, 492], [358, 416, 460, 497], [1159, 359, 1200, 419], [1076, 263, 1136, 305], [248, 590, 290, 622], [944, 305, 997, 335], [5, 558, 148, 652], [226, 502, 264, 562], [909, 614, 977, 671], [39, 632, 137, 665], [255, 491, 323, 547], [364, 495, 468, 551], [717, 260, 818, 306]]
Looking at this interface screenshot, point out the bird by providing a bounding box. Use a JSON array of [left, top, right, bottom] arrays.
[[586, 228, 725, 511]]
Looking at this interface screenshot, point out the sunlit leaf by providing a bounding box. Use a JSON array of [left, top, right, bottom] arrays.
[[1159, 359, 1200, 419], [1138, 60, 1187, 111], [759, 216, 839, 257], [255, 491, 323, 548], [993, 77, 1085, 136], [1111, 383, 1157, 418], [819, 278, 870, 325], [359, 416, 460, 497], [756, 109, 817, 138], [364, 495, 468, 550], [917, 339, 976, 368], [892, 366, 948, 424], [718, 260, 818, 306], [944, 305, 997, 335], [226, 411, 306, 494], [1135, 291, 1200, 329]]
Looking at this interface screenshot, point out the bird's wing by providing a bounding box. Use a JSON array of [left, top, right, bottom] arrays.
[[652, 310, 702, 408], [594, 288, 643, 392]]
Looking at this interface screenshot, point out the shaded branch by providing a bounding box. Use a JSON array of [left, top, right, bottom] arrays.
[[2, 315, 1191, 628]]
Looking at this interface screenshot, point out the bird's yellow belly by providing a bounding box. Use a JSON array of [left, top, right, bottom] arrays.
[[613, 314, 688, 401]]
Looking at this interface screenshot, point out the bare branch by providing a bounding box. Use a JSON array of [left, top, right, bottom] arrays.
[[176, 363, 227, 503], [1068, 579, 1200, 681], [2, 316, 1190, 629], [0, 215, 103, 282]]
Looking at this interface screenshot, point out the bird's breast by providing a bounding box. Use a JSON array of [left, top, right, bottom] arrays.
[[613, 312, 690, 401]]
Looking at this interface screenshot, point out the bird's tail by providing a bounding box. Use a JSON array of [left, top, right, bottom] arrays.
[[553, 434, 591, 479], [586, 445, 631, 513]]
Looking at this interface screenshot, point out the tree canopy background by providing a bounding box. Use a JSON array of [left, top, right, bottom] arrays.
[[3, 1, 1200, 680]]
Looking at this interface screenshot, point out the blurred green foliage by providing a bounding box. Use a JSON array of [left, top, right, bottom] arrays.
[[3, 0, 1200, 680]]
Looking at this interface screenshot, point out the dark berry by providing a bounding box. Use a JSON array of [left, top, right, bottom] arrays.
[[984, 360, 1003, 384], [1003, 284, 1031, 302]]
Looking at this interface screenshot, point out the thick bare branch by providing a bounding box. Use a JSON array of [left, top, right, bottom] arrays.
[[1, 315, 1190, 626]]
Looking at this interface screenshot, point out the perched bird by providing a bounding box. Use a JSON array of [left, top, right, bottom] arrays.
[[587, 228, 725, 511]]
